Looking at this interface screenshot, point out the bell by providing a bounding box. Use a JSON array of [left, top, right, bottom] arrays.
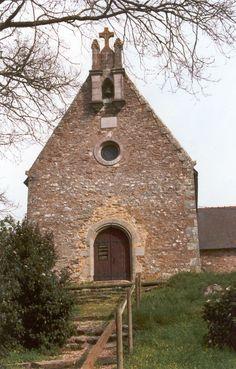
[[104, 86, 113, 98]]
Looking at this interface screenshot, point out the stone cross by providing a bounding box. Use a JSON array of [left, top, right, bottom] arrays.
[[99, 27, 114, 48]]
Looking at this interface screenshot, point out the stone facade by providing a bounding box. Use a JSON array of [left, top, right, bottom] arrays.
[[26, 29, 201, 282], [201, 249, 236, 273]]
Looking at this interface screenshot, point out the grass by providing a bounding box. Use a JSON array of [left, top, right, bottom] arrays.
[[125, 272, 236, 369], [77, 295, 122, 320], [72, 293, 123, 320], [0, 347, 60, 369]]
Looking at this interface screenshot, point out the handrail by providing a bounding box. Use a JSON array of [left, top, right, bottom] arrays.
[[79, 274, 142, 369], [116, 274, 141, 369], [118, 299, 127, 314], [81, 319, 116, 369]]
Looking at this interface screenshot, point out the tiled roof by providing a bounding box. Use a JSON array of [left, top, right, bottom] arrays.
[[198, 207, 236, 250]]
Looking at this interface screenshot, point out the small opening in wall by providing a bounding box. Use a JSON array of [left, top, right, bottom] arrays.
[[102, 78, 114, 102], [101, 141, 120, 162]]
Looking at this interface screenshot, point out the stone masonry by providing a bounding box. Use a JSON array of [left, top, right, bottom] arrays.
[[26, 28, 201, 282], [201, 250, 236, 273]]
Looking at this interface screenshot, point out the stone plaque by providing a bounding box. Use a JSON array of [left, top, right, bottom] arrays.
[[101, 117, 117, 129]]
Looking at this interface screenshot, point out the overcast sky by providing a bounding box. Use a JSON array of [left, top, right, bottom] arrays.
[[0, 34, 236, 220]]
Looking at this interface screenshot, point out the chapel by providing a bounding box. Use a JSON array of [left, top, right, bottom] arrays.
[[25, 28, 201, 282]]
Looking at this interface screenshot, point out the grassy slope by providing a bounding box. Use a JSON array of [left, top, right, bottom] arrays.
[[125, 272, 236, 369]]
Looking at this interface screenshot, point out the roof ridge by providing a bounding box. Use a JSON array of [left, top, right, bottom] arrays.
[[199, 206, 236, 210]]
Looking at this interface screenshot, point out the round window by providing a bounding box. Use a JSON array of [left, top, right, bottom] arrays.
[[101, 142, 120, 162], [94, 139, 122, 166]]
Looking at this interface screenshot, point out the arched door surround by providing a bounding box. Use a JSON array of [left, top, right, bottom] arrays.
[[86, 218, 139, 282], [94, 227, 130, 281]]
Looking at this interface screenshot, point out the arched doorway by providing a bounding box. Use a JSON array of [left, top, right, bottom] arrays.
[[94, 227, 131, 281]]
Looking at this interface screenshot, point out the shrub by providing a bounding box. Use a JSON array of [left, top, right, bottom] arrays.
[[0, 218, 75, 352], [203, 287, 235, 349]]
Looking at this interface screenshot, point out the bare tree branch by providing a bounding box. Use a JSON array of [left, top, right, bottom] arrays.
[[0, 0, 235, 155], [0, 190, 15, 216]]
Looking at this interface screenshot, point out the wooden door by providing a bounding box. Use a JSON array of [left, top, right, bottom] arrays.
[[94, 228, 130, 281]]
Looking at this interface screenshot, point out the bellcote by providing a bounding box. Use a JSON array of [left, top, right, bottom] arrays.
[[90, 27, 125, 108]]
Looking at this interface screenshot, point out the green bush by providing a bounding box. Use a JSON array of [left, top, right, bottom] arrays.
[[203, 287, 234, 348], [0, 217, 75, 352]]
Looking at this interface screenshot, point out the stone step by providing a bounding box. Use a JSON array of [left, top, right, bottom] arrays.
[[75, 292, 125, 299], [67, 334, 99, 345], [68, 330, 128, 347], [67, 335, 86, 344], [71, 283, 131, 291], [76, 288, 127, 294], [79, 295, 126, 299], [76, 326, 105, 336], [74, 315, 111, 321], [31, 357, 82, 369], [76, 298, 104, 304], [97, 345, 117, 368], [109, 332, 128, 342], [75, 324, 127, 337], [76, 300, 121, 306], [64, 342, 82, 350], [74, 321, 127, 333], [75, 293, 126, 302], [76, 294, 125, 301], [74, 320, 106, 335], [97, 356, 117, 366], [105, 341, 117, 349], [74, 319, 106, 328]]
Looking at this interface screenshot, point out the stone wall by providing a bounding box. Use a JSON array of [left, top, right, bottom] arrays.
[[26, 74, 200, 282], [200, 249, 236, 273]]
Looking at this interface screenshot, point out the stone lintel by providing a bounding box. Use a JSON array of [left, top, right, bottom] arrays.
[[89, 69, 103, 76], [112, 68, 125, 75]]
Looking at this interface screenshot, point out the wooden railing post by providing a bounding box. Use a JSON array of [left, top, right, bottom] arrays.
[[127, 288, 133, 353], [135, 273, 141, 309], [230, 292, 236, 350], [138, 273, 142, 303], [135, 275, 139, 309], [116, 305, 123, 369]]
